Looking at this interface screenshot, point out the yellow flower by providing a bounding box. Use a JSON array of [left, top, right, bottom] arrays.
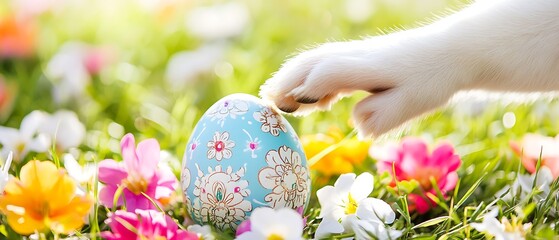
[[302, 128, 370, 176], [0, 160, 92, 235]]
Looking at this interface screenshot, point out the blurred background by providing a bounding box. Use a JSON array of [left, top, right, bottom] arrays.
[[3, 0, 559, 168]]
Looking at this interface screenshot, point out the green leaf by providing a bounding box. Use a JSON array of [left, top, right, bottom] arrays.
[[455, 174, 486, 208], [412, 216, 450, 229], [396, 180, 419, 194]]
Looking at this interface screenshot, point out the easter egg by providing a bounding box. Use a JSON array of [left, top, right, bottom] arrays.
[[180, 93, 311, 231]]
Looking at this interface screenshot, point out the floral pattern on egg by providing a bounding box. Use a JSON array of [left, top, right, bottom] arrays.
[[253, 107, 287, 136], [258, 146, 309, 209], [181, 93, 310, 230], [207, 98, 249, 127], [206, 131, 235, 161], [191, 164, 251, 231]]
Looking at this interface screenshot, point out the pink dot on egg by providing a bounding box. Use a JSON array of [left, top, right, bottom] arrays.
[[215, 141, 225, 151], [234, 187, 240, 193], [202, 188, 206, 193], [191, 143, 197, 150], [249, 142, 257, 150]]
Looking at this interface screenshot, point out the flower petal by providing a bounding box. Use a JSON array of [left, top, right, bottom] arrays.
[[49, 195, 93, 234], [0, 127, 20, 146], [236, 231, 262, 240], [105, 210, 141, 239], [3, 204, 47, 234], [401, 138, 429, 165], [250, 207, 303, 238], [44, 170, 78, 213], [430, 143, 455, 166], [350, 172, 374, 201], [99, 184, 122, 208], [333, 173, 356, 192], [315, 218, 344, 239], [356, 197, 395, 224], [98, 159, 128, 185], [407, 193, 431, 214], [121, 133, 140, 173], [136, 138, 160, 179], [154, 170, 177, 200], [19, 160, 59, 202], [20, 110, 47, 138], [26, 134, 51, 153]]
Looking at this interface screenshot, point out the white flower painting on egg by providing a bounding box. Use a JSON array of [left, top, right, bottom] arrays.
[[191, 164, 252, 231], [253, 107, 287, 136], [258, 146, 309, 209], [207, 99, 249, 126], [181, 168, 192, 207], [207, 131, 235, 161]]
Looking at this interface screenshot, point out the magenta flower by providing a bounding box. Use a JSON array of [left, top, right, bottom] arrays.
[[371, 137, 461, 214], [98, 133, 177, 211], [101, 209, 199, 240]]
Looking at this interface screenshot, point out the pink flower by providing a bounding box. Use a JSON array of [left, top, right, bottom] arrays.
[[510, 133, 559, 178], [235, 218, 252, 236], [371, 137, 461, 214], [98, 133, 177, 211], [101, 209, 199, 240]]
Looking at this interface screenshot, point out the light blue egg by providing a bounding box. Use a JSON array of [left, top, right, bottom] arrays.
[[181, 93, 311, 231]]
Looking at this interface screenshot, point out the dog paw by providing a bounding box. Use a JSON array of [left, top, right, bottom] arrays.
[[261, 38, 462, 137], [260, 40, 396, 115]]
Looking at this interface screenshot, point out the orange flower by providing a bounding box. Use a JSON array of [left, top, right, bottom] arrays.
[[0, 160, 92, 235], [302, 128, 370, 176], [0, 16, 35, 58]]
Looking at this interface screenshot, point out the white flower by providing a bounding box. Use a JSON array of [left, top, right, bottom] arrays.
[[46, 43, 91, 103], [348, 199, 402, 240], [187, 224, 215, 240], [40, 110, 86, 150], [0, 151, 13, 193], [46, 42, 107, 103], [317, 173, 374, 221], [315, 173, 401, 239], [471, 208, 531, 240], [186, 2, 250, 40], [206, 131, 235, 161], [63, 154, 95, 185], [165, 44, 225, 88], [496, 167, 553, 201], [0, 111, 51, 161], [235, 207, 303, 240]]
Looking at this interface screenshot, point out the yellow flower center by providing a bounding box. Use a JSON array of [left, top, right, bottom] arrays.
[[267, 234, 284, 240], [15, 142, 25, 155], [410, 168, 441, 190], [344, 193, 358, 215], [122, 175, 148, 195], [502, 216, 530, 236]]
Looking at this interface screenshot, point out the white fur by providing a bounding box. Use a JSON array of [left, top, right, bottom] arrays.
[[260, 0, 559, 137]]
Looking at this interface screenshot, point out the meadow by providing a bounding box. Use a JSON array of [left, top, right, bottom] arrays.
[[1, 0, 558, 239]]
